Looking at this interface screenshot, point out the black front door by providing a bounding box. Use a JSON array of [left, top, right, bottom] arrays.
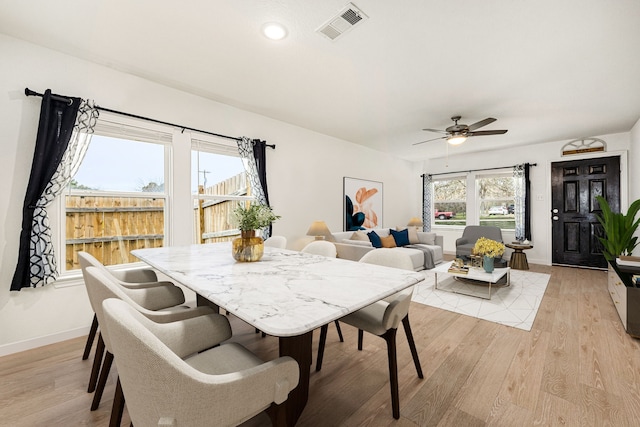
[[551, 156, 620, 269]]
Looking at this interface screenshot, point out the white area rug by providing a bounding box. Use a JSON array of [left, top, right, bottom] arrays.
[[412, 269, 550, 331]]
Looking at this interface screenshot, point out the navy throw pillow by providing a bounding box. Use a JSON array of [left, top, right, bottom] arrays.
[[390, 228, 410, 247], [367, 230, 382, 248]]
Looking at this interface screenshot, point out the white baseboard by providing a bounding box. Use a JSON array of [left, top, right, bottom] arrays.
[[0, 326, 91, 357]]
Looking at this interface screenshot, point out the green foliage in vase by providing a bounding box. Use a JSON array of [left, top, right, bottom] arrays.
[[232, 203, 280, 231], [596, 195, 640, 287], [596, 196, 640, 261]]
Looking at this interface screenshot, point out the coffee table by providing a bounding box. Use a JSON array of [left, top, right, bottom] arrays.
[[432, 260, 510, 300]]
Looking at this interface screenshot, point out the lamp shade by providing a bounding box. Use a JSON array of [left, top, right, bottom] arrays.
[[306, 221, 331, 240], [407, 217, 423, 227]]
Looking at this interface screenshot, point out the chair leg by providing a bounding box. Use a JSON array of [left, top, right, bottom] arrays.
[[334, 320, 344, 342], [109, 377, 126, 427], [88, 333, 105, 393], [357, 329, 364, 350], [402, 315, 423, 378], [82, 314, 99, 360], [382, 328, 400, 419], [91, 350, 113, 411], [315, 324, 329, 372]]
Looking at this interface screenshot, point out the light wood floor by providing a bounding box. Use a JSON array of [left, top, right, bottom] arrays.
[[2, 264, 640, 426]]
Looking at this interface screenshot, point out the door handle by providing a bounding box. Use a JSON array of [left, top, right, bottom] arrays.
[[552, 215, 559, 221]]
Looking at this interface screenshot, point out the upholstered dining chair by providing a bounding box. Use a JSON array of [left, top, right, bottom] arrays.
[[78, 252, 158, 362], [301, 240, 337, 257], [264, 235, 287, 249], [315, 249, 424, 419], [78, 251, 190, 395], [83, 265, 217, 426], [102, 298, 300, 427], [300, 240, 344, 342]]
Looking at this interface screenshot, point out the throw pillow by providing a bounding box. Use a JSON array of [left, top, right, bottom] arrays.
[[407, 227, 420, 244], [390, 228, 410, 247], [367, 230, 382, 248], [418, 232, 436, 245], [350, 230, 370, 241], [380, 234, 397, 248]]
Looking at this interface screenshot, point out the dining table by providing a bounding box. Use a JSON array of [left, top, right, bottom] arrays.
[[131, 242, 425, 426]]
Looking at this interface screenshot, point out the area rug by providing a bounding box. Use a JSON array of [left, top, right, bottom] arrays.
[[412, 269, 550, 331]]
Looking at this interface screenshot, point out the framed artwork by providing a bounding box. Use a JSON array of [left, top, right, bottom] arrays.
[[343, 177, 383, 231]]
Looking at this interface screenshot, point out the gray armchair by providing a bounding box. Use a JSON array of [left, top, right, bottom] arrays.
[[455, 226, 507, 267]]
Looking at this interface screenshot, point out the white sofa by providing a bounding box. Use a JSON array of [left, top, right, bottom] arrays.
[[331, 228, 444, 271]]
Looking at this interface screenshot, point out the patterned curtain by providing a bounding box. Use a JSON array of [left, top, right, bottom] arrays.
[[513, 163, 532, 241], [422, 174, 432, 232], [237, 137, 271, 239], [11, 95, 99, 290]]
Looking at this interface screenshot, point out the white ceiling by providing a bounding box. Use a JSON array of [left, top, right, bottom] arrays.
[[2, 0, 640, 161]]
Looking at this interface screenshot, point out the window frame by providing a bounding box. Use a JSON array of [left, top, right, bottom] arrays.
[[53, 113, 174, 280]]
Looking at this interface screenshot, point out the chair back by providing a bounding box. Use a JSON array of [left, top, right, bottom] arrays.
[[264, 235, 287, 249], [102, 298, 299, 427], [78, 251, 158, 284], [301, 240, 337, 257], [461, 226, 503, 243], [83, 266, 187, 350], [359, 249, 414, 271]]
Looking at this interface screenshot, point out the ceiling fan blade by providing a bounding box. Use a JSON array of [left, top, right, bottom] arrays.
[[413, 136, 446, 145], [467, 117, 497, 131], [468, 129, 508, 136], [422, 128, 448, 134]]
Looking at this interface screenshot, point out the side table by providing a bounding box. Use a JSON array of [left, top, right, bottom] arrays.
[[505, 242, 533, 270]]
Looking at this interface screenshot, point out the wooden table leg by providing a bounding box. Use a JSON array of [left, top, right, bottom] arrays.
[[268, 332, 312, 426], [509, 249, 529, 270]]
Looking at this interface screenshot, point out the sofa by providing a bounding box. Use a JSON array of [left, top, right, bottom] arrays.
[[331, 228, 444, 271]]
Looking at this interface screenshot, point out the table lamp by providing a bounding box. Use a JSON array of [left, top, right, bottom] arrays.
[[306, 220, 331, 240], [407, 217, 423, 230]]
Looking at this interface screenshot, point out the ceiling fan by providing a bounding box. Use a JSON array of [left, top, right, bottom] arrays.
[[414, 115, 508, 146]]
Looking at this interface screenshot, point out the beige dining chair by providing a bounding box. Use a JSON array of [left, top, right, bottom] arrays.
[[264, 235, 287, 249], [102, 297, 300, 427], [83, 265, 218, 426], [78, 252, 159, 362], [78, 251, 190, 395], [315, 249, 424, 419], [301, 240, 337, 257]]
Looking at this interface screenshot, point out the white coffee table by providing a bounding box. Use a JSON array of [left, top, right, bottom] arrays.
[[432, 260, 510, 300]]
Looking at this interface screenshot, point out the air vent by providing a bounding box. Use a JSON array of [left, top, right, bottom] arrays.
[[317, 3, 368, 41]]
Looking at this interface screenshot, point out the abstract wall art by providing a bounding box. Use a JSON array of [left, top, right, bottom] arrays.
[[343, 177, 383, 231]]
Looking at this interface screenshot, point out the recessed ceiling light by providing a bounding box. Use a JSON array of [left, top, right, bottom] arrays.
[[262, 23, 288, 40]]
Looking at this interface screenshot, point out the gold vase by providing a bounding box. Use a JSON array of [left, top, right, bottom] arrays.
[[232, 230, 264, 262]]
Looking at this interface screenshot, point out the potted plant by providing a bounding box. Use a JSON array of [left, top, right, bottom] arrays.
[[231, 203, 280, 262], [596, 195, 640, 287], [473, 237, 505, 273]]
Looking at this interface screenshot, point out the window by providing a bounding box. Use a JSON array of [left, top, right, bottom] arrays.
[[191, 139, 251, 244], [56, 114, 254, 276], [61, 117, 171, 272], [477, 173, 515, 230], [433, 177, 466, 227]]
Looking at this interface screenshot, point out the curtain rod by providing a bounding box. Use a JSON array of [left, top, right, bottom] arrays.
[[24, 88, 275, 149], [422, 163, 537, 177]]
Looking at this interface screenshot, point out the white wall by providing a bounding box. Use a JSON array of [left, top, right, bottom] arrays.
[[422, 133, 632, 265], [0, 34, 420, 355]]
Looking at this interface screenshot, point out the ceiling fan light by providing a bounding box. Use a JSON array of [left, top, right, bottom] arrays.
[[447, 135, 467, 145]]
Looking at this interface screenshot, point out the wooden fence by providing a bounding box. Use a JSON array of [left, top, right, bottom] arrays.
[[65, 195, 165, 270], [65, 173, 251, 270]]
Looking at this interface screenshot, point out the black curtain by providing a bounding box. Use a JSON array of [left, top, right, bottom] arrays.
[[251, 139, 271, 235], [524, 163, 532, 240], [11, 90, 81, 291]]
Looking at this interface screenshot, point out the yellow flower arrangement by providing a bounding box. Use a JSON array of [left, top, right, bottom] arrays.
[[473, 237, 505, 258]]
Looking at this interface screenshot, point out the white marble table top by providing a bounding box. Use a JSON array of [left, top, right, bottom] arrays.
[[132, 243, 424, 337]]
